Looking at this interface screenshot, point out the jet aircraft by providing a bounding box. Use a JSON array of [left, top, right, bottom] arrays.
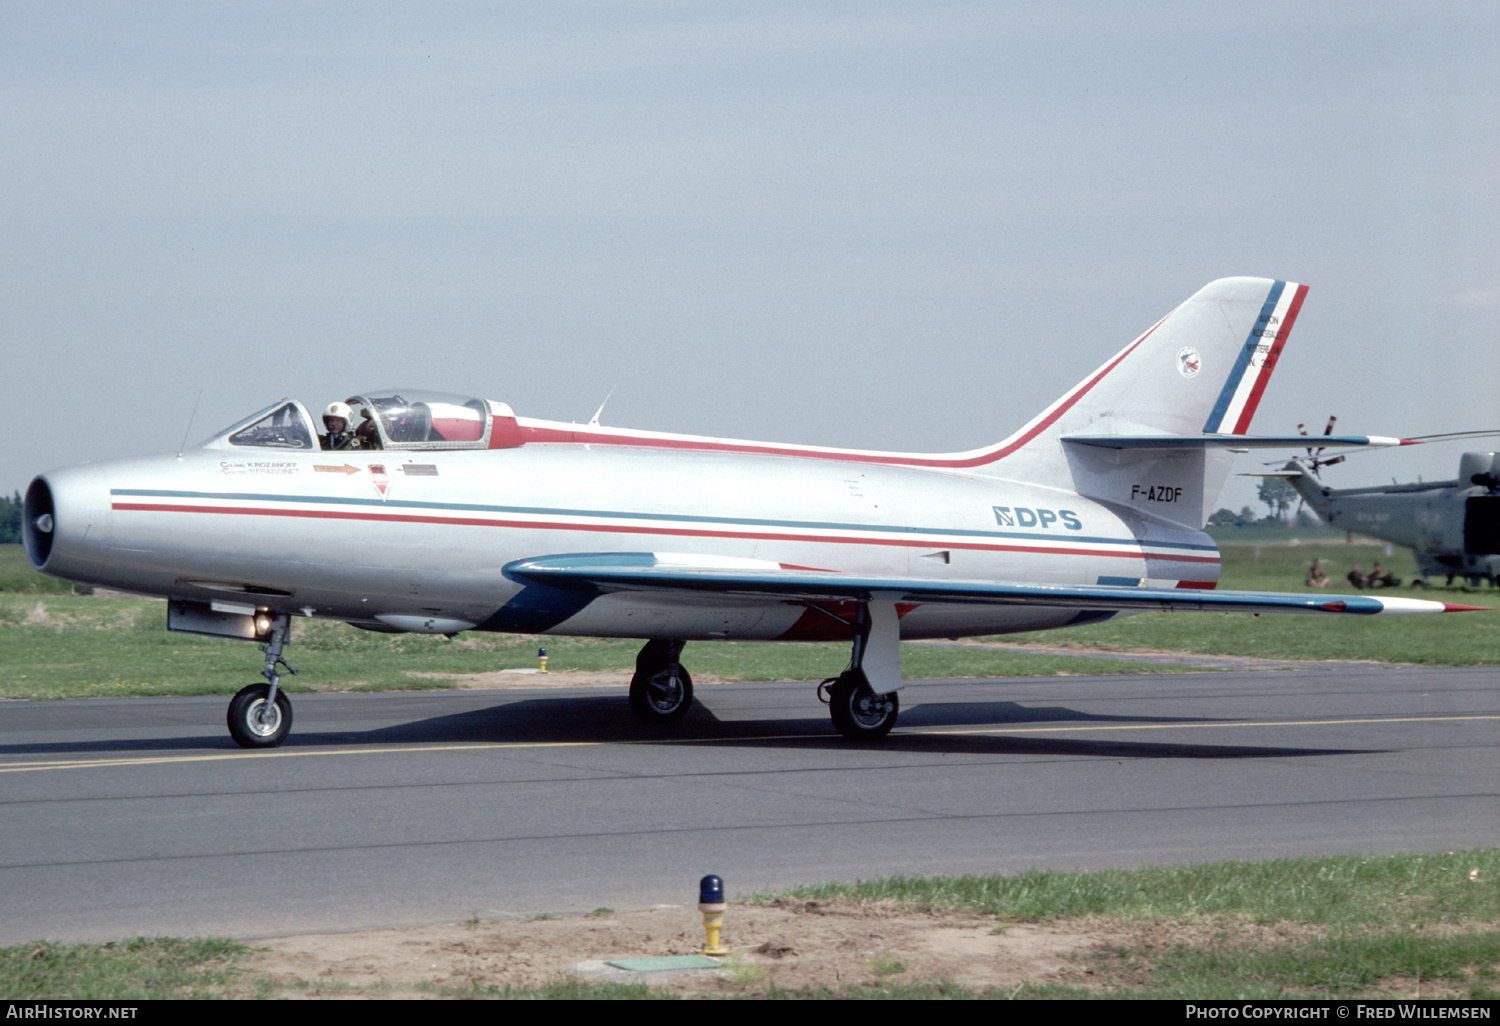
[[22, 278, 1484, 747]]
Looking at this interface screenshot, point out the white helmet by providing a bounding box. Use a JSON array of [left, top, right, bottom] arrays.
[[323, 401, 353, 428]]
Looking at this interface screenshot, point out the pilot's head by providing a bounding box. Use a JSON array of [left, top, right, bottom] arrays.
[[323, 401, 353, 434]]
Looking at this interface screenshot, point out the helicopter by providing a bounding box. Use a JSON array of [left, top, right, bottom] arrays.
[[1273, 420, 1500, 588]]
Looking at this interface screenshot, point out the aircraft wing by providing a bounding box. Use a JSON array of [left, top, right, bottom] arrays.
[[1061, 433, 1416, 450], [503, 553, 1486, 615]]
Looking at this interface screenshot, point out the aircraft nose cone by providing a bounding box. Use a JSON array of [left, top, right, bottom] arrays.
[[24, 464, 112, 581]]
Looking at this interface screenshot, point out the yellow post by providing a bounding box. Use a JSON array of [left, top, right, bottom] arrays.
[[697, 874, 729, 955]]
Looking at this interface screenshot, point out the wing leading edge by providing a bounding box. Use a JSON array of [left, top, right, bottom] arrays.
[[503, 553, 1487, 616], [1061, 434, 1416, 450]]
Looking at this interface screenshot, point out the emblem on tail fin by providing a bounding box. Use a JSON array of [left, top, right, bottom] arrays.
[[1177, 346, 1201, 378]]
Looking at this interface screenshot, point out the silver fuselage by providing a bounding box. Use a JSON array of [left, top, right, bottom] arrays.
[[30, 436, 1220, 643]]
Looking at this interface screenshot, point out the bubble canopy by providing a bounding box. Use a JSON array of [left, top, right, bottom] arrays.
[[206, 390, 496, 451]]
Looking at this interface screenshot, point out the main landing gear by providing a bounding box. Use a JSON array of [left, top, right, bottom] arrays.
[[627, 598, 903, 741], [820, 670, 900, 741], [629, 638, 694, 724], [227, 614, 297, 748], [817, 598, 901, 741]]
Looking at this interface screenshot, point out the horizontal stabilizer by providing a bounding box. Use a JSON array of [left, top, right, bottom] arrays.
[[504, 553, 1487, 616]]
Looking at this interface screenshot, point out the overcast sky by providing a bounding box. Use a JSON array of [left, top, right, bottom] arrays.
[[5, 2, 1497, 514]]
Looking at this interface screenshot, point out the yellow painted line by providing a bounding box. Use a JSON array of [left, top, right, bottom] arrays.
[[1, 715, 1494, 775], [0, 734, 828, 774], [911, 714, 1500, 738], [0, 740, 608, 774]]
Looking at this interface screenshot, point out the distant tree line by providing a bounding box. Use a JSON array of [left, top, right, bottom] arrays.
[[0, 491, 20, 544], [1208, 478, 1302, 528], [1207, 506, 1261, 528]]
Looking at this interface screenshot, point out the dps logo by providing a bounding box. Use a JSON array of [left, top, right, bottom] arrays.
[[993, 506, 1083, 531]]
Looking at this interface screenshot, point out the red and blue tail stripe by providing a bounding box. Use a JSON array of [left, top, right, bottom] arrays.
[[1202, 281, 1308, 434]]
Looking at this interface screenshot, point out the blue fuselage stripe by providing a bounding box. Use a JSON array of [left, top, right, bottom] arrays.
[[111, 488, 1218, 554]]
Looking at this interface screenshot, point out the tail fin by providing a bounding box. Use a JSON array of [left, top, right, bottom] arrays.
[[1281, 460, 1334, 522], [983, 277, 1308, 528]]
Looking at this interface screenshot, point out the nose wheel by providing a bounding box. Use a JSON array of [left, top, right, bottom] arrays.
[[227, 683, 293, 748], [227, 612, 297, 748]]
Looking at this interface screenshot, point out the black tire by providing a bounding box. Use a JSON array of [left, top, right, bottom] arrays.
[[629, 664, 694, 724], [227, 683, 293, 748], [828, 670, 898, 741]]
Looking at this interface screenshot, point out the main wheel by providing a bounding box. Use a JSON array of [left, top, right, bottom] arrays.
[[227, 683, 293, 748], [828, 671, 898, 741], [629, 664, 694, 724]]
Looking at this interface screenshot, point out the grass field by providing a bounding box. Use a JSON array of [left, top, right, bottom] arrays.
[[0, 544, 74, 594], [2, 538, 1496, 700], [760, 848, 1500, 1000], [0, 594, 1190, 699], [5, 849, 1497, 999]]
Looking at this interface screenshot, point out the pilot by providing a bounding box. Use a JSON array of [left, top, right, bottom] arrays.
[[320, 402, 363, 451], [354, 406, 382, 449]]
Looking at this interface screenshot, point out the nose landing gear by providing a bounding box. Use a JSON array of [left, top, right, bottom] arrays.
[[227, 614, 297, 748]]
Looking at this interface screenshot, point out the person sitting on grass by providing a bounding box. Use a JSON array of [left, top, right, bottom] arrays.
[[1306, 559, 1330, 588], [1367, 562, 1399, 588], [1347, 563, 1367, 589]]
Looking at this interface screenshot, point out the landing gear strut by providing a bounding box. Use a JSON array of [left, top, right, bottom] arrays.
[[817, 598, 902, 741], [630, 639, 693, 724], [227, 613, 296, 748]]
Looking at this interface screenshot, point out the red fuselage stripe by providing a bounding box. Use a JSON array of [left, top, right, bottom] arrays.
[[111, 501, 1221, 566]]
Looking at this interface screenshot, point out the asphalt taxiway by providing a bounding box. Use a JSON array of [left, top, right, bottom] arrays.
[[1, 665, 1496, 944]]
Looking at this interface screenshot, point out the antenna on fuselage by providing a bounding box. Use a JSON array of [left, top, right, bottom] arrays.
[[589, 386, 617, 427], [177, 388, 204, 459]]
